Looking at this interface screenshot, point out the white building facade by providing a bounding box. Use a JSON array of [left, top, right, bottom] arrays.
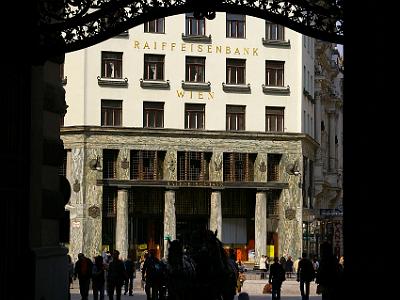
[[61, 13, 322, 263]]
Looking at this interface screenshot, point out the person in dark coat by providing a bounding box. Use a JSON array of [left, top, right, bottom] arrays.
[[285, 256, 294, 278], [315, 242, 342, 300], [268, 256, 286, 300], [107, 250, 127, 300], [92, 255, 106, 300], [74, 253, 93, 300], [296, 253, 315, 300], [124, 256, 136, 296]]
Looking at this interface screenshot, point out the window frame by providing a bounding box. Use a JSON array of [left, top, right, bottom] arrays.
[[143, 101, 164, 128], [144, 18, 165, 33], [226, 14, 246, 38], [226, 58, 246, 85], [185, 103, 205, 129], [265, 21, 285, 41], [226, 105, 246, 131], [185, 13, 206, 36], [266, 106, 285, 132], [185, 56, 206, 83], [101, 52, 123, 79], [144, 54, 165, 81], [265, 60, 285, 87], [101, 99, 122, 126]]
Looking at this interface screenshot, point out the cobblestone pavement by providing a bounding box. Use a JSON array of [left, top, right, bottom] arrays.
[[70, 277, 322, 300]]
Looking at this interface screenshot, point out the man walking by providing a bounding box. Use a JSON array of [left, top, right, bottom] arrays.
[[107, 250, 127, 300], [74, 253, 93, 300], [297, 253, 315, 300]]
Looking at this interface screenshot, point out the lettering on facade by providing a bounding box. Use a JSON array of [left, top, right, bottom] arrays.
[[176, 90, 215, 100], [133, 40, 259, 56]]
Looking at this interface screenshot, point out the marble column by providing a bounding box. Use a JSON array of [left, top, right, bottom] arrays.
[[255, 191, 267, 265], [116, 188, 129, 260], [209, 190, 222, 241], [328, 111, 336, 171], [164, 189, 176, 258]]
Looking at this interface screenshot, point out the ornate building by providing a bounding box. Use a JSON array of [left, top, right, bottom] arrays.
[[313, 41, 344, 257], [60, 12, 336, 264]]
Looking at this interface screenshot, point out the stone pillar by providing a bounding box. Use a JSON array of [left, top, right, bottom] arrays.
[[255, 191, 267, 264], [116, 189, 129, 260], [328, 112, 336, 171], [164, 189, 176, 258], [209, 190, 222, 240]]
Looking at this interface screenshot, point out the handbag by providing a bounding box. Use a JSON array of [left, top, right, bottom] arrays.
[[262, 283, 272, 294], [316, 284, 325, 294]]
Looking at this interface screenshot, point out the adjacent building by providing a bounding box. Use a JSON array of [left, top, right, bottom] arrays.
[[60, 13, 341, 264]]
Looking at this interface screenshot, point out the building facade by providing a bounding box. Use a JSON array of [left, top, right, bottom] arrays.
[[61, 13, 325, 264]]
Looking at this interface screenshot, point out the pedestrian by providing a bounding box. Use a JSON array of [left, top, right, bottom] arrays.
[[107, 250, 127, 300], [293, 257, 301, 274], [74, 253, 93, 300], [268, 256, 286, 300], [296, 253, 315, 300], [285, 256, 294, 278], [315, 242, 342, 300], [92, 255, 106, 300], [142, 248, 165, 300], [124, 255, 136, 296], [259, 255, 267, 279]]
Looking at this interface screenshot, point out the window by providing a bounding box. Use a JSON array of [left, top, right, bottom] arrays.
[[226, 14, 246, 38], [178, 152, 209, 181], [143, 102, 164, 128], [144, 54, 164, 80], [185, 104, 205, 129], [101, 52, 122, 78], [266, 21, 284, 40], [186, 13, 205, 36], [144, 18, 165, 33], [267, 154, 282, 181], [226, 59, 246, 85], [223, 153, 255, 182], [101, 100, 122, 126], [103, 149, 119, 179], [186, 56, 205, 82], [130, 150, 163, 180], [266, 61, 284, 86], [226, 105, 245, 131], [266, 107, 284, 132]]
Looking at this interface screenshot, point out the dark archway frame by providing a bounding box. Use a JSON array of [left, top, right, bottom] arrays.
[[40, 0, 343, 54]]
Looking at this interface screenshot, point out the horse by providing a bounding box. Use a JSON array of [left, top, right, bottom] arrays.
[[166, 229, 238, 300]]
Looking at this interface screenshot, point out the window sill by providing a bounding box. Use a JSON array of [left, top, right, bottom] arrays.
[[140, 79, 170, 89], [262, 38, 291, 48], [61, 76, 67, 85], [181, 33, 212, 43], [97, 77, 128, 87], [222, 82, 251, 93], [182, 81, 211, 91], [262, 85, 290, 95]]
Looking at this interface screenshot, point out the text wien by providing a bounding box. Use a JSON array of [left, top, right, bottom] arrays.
[[176, 90, 215, 100]]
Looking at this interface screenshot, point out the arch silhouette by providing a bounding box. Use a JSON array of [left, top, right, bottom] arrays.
[[40, 0, 343, 54]]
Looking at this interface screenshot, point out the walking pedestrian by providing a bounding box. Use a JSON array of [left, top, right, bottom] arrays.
[[315, 242, 342, 300], [296, 253, 315, 300], [107, 250, 127, 300], [268, 256, 286, 300], [74, 253, 93, 300], [124, 255, 135, 296], [285, 256, 294, 278], [92, 255, 106, 300]]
